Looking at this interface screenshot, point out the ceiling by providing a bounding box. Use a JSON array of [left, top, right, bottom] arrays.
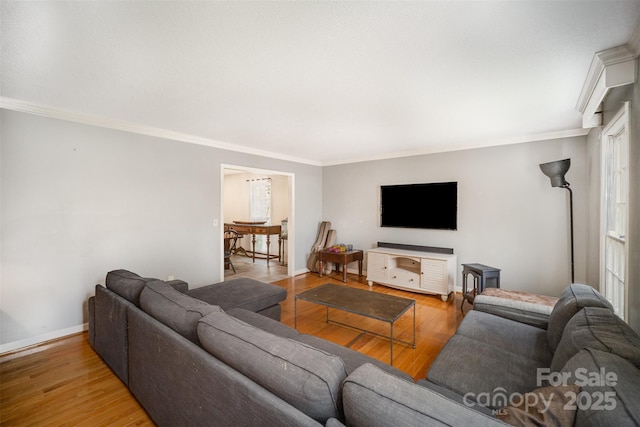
[[2, 1, 639, 166]]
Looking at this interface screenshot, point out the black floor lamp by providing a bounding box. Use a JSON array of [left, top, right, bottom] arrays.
[[539, 158, 574, 283]]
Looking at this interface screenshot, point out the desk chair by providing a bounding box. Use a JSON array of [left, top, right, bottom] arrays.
[[224, 230, 239, 273]]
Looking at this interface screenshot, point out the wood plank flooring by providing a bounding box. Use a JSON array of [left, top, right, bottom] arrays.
[[0, 271, 467, 426]]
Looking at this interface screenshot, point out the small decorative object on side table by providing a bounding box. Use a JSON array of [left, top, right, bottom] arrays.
[[461, 263, 501, 311]]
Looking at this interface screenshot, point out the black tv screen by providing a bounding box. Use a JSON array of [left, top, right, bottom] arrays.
[[380, 182, 457, 230]]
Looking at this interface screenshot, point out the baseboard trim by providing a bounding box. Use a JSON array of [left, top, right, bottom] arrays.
[[0, 323, 88, 355]]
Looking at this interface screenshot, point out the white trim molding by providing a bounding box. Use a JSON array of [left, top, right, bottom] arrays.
[[2, 96, 592, 168], [0, 324, 88, 355], [629, 23, 640, 58], [576, 42, 638, 128], [0, 97, 322, 167]]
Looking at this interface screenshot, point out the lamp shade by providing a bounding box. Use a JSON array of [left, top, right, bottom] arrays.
[[539, 159, 571, 187]]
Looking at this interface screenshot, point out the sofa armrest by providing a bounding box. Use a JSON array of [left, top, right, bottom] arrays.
[[166, 279, 189, 293], [342, 364, 507, 427], [473, 294, 553, 329], [88, 296, 95, 347]]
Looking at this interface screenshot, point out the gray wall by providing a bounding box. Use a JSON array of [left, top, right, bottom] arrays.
[[0, 109, 322, 348], [587, 75, 639, 332], [3, 90, 636, 348], [323, 137, 588, 297]]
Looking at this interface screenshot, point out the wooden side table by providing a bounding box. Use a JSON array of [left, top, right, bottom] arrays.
[[461, 263, 501, 310], [318, 250, 364, 283]]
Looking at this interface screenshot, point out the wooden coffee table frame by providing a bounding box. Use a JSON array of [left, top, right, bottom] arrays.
[[294, 283, 416, 365]]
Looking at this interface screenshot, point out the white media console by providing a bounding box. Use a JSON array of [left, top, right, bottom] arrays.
[[366, 246, 457, 301]]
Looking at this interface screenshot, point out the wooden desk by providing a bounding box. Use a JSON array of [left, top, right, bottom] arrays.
[[224, 223, 282, 265], [318, 249, 363, 282]]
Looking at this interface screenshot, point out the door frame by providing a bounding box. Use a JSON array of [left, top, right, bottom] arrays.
[[219, 164, 295, 281], [599, 102, 630, 320]]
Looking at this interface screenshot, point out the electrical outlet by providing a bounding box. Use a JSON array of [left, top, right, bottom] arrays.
[[168, 275, 175, 281], [213, 219, 219, 227]]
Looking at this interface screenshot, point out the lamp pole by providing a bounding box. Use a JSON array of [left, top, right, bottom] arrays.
[[539, 158, 575, 284], [562, 184, 575, 283]]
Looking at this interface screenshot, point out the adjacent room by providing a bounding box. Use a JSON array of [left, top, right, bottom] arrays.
[[1, 1, 639, 425]]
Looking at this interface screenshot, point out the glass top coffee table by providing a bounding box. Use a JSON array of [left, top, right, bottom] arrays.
[[294, 283, 416, 365]]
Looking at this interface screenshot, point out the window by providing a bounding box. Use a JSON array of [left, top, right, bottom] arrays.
[[249, 178, 272, 252]]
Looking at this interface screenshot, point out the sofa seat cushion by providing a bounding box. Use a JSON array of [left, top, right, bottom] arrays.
[[551, 307, 640, 372], [225, 307, 300, 339], [562, 349, 640, 427], [547, 284, 613, 352], [106, 269, 151, 306], [427, 335, 542, 407], [198, 311, 348, 423], [294, 334, 412, 381], [343, 364, 506, 427], [187, 278, 286, 313], [457, 311, 552, 365], [140, 280, 221, 344]]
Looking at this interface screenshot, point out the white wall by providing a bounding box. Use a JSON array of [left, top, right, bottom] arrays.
[[323, 137, 588, 297], [0, 109, 322, 350], [223, 173, 251, 223]]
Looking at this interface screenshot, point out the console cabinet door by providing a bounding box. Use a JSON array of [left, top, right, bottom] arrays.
[[366, 252, 388, 283], [420, 258, 447, 293]]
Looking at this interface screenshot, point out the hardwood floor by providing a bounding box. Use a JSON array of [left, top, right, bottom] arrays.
[[224, 254, 289, 283], [0, 271, 466, 426], [279, 272, 466, 379], [0, 333, 154, 426]]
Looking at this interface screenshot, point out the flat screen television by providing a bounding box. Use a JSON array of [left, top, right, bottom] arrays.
[[380, 182, 457, 230]]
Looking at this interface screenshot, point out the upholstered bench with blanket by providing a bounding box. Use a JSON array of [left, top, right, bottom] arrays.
[[473, 287, 559, 329]]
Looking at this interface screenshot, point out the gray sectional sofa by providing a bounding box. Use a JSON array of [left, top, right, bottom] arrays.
[[89, 271, 640, 426]]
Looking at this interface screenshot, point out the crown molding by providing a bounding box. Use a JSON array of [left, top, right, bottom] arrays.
[[0, 97, 596, 168], [576, 32, 638, 128], [324, 127, 590, 166], [0, 97, 322, 167]]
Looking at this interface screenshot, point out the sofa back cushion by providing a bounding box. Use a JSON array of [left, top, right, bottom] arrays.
[[140, 280, 221, 344], [547, 284, 613, 351], [106, 269, 151, 306], [551, 307, 640, 372], [562, 349, 640, 427], [198, 311, 348, 423], [342, 363, 505, 427]]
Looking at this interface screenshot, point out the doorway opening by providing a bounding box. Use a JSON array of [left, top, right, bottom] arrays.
[[220, 164, 295, 283]]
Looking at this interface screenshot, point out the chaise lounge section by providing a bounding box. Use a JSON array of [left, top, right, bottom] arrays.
[[88, 269, 286, 384]]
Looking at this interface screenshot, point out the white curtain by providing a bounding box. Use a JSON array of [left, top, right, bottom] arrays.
[[249, 178, 271, 252]]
